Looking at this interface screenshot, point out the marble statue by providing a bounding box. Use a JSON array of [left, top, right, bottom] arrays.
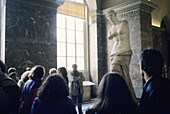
[[107, 10, 136, 101]]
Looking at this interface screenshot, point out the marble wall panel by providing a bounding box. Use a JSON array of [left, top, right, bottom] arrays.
[[5, 0, 57, 76]]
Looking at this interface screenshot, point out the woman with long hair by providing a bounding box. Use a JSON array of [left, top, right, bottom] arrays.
[[58, 67, 68, 86], [86, 72, 138, 114], [30, 74, 76, 114]]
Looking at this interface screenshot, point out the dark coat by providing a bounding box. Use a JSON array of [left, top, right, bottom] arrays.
[[30, 97, 77, 114], [0, 73, 21, 114], [140, 76, 170, 114]]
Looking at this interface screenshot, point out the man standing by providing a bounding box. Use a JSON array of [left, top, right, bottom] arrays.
[[139, 48, 170, 114], [69, 64, 85, 114]]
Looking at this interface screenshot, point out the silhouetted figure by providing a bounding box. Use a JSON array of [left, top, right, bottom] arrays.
[[0, 60, 21, 114], [58, 67, 69, 87], [69, 64, 85, 114], [86, 72, 138, 114], [139, 48, 170, 114], [8, 67, 19, 82], [8, 67, 17, 74], [9, 72, 18, 82], [31, 74, 77, 114]]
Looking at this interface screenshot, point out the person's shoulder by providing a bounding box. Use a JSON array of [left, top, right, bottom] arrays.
[[24, 78, 33, 85], [148, 77, 170, 93], [0, 73, 18, 87]]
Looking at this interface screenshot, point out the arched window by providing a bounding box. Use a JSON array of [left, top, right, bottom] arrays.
[[57, 0, 88, 71]]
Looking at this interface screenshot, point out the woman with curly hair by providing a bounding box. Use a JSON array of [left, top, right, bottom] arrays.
[[86, 72, 138, 114], [30, 74, 76, 114], [17, 70, 30, 89]]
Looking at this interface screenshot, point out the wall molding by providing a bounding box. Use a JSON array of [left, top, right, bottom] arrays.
[[103, 0, 157, 17], [89, 0, 157, 24], [13, 0, 65, 9]]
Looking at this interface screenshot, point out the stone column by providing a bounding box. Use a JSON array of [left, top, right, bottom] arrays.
[[5, 0, 64, 75], [89, 10, 108, 97], [0, 0, 6, 62], [103, 0, 156, 98]]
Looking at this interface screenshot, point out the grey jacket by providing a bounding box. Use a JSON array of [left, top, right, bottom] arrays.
[[69, 71, 85, 96]]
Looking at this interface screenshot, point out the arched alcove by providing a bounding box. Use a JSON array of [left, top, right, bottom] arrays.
[[161, 15, 170, 78]]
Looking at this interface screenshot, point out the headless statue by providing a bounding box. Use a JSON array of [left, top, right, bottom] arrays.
[[107, 10, 136, 101]]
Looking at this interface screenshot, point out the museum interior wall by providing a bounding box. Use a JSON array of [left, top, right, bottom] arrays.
[[87, 0, 170, 98], [0, 0, 169, 99]]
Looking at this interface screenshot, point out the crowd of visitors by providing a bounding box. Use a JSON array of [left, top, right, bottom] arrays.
[[0, 48, 170, 114]]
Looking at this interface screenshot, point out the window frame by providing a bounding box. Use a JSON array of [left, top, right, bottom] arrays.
[[56, 2, 89, 75]]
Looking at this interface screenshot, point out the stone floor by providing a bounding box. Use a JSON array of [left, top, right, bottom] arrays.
[[75, 98, 140, 114], [75, 101, 94, 114]]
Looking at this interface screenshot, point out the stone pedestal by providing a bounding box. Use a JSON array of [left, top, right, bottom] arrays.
[[5, 0, 64, 75], [83, 81, 95, 101], [103, 0, 156, 98]]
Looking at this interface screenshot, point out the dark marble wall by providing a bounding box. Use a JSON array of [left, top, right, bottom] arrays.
[[97, 15, 108, 83], [152, 26, 169, 78], [5, 0, 57, 76], [152, 27, 163, 53]]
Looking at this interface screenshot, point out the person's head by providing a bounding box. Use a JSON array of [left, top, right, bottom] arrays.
[[49, 68, 57, 75], [8, 67, 16, 74], [29, 65, 45, 79], [72, 64, 77, 71], [139, 48, 164, 78], [58, 67, 68, 76], [0, 60, 7, 73], [38, 74, 69, 101], [107, 10, 117, 22], [9, 72, 17, 81], [94, 72, 134, 113], [26, 67, 31, 71], [21, 71, 30, 82]]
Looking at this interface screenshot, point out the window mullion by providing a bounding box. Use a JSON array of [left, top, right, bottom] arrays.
[[75, 19, 77, 64], [65, 17, 67, 68]]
